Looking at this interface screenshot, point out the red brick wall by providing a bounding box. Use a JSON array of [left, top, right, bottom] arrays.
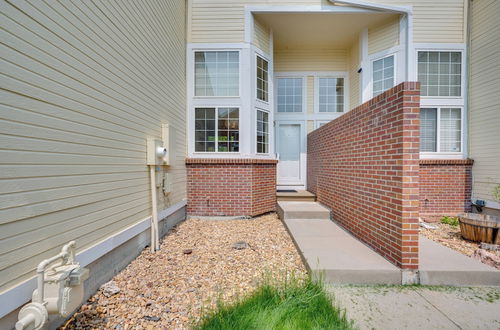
[[186, 159, 277, 217], [307, 82, 421, 269], [419, 159, 474, 217]]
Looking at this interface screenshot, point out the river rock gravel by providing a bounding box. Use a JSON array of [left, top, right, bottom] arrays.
[[61, 213, 306, 329]]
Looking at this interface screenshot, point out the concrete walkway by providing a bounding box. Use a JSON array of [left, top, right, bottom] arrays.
[[278, 201, 402, 285], [420, 237, 500, 286], [330, 285, 500, 330], [278, 201, 500, 286]]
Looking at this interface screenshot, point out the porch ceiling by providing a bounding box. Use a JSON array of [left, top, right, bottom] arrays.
[[256, 12, 398, 49]]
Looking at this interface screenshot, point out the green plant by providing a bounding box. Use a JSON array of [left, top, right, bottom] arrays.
[[494, 184, 500, 203], [194, 276, 354, 330], [440, 216, 459, 227]]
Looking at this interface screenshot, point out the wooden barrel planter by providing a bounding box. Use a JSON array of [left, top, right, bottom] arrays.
[[458, 213, 500, 244]]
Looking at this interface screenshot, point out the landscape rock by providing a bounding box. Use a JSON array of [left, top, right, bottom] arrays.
[[61, 214, 305, 329], [101, 281, 120, 297], [472, 249, 500, 269], [232, 241, 249, 250]]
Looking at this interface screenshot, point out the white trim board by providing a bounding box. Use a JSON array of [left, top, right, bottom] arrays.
[[0, 200, 187, 319]]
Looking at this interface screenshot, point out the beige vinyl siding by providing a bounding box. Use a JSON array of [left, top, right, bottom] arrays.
[[368, 17, 400, 55], [349, 38, 361, 109], [307, 76, 315, 114], [189, 0, 322, 43], [189, 0, 465, 44], [274, 49, 348, 72], [307, 120, 315, 133], [366, 0, 465, 43], [253, 16, 271, 55], [468, 0, 500, 205], [0, 0, 186, 292]]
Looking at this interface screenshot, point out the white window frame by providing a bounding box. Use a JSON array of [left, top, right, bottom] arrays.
[[192, 49, 242, 99], [420, 106, 464, 158], [275, 75, 307, 113], [255, 55, 269, 104], [193, 106, 241, 154], [315, 120, 330, 129], [416, 49, 465, 102], [371, 54, 396, 97], [256, 108, 270, 154], [314, 73, 349, 113], [414, 45, 467, 159]]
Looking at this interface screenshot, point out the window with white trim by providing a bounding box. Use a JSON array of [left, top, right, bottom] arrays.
[[318, 78, 344, 112], [420, 107, 462, 153], [195, 51, 239, 97], [195, 107, 239, 152], [256, 110, 269, 153], [256, 56, 269, 102], [372, 55, 394, 96], [418, 51, 462, 97], [277, 78, 303, 112]]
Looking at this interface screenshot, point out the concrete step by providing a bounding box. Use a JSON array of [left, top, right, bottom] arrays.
[[281, 218, 402, 285], [276, 190, 316, 202], [277, 201, 330, 220]]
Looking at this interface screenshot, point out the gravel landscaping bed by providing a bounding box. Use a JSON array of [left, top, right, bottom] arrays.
[[62, 213, 306, 329], [420, 222, 479, 256], [420, 222, 500, 269]]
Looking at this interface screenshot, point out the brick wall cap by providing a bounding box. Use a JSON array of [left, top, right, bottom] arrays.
[[186, 158, 278, 165], [419, 159, 474, 166]]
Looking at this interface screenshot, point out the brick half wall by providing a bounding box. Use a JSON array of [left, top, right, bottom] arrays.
[[419, 159, 474, 218], [307, 82, 421, 269], [186, 159, 277, 217]]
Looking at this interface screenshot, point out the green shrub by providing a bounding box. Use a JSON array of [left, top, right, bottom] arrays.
[[194, 276, 354, 330], [440, 216, 459, 227]]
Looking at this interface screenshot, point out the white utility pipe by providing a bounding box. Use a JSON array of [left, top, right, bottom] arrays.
[[149, 166, 160, 252], [35, 241, 76, 303]]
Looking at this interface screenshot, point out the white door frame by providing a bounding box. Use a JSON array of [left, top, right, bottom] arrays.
[[275, 120, 307, 189]]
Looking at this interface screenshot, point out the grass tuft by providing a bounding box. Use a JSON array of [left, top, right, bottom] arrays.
[[440, 216, 460, 227], [194, 276, 354, 330]]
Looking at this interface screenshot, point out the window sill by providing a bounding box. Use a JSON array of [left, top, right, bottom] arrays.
[[419, 152, 464, 160]]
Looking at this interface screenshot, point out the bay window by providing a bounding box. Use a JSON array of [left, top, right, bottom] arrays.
[[195, 107, 239, 152], [256, 110, 269, 153], [256, 56, 269, 102], [195, 51, 239, 97]]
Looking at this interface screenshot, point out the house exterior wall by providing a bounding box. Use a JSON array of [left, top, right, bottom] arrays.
[[468, 0, 500, 212], [0, 0, 186, 310], [274, 48, 348, 72], [186, 159, 277, 217], [349, 37, 361, 108], [419, 160, 473, 218], [188, 0, 466, 44], [368, 16, 400, 55], [253, 16, 271, 55], [307, 82, 421, 269]]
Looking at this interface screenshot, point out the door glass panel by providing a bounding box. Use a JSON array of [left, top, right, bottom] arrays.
[[279, 124, 300, 161]]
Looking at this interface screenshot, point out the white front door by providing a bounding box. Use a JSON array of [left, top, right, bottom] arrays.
[[277, 123, 303, 186]]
